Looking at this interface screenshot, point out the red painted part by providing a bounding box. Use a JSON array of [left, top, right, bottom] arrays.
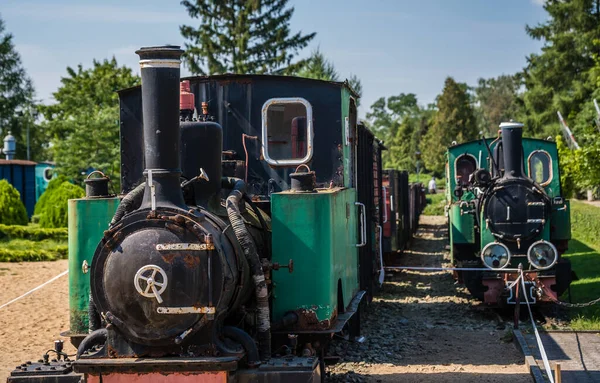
[[291, 117, 306, 158], [382, 178, 392, 238], [87, 371, 227, 383], [180, 80, 195, 111], [538, 276, 557, 302], [482, 278, 504, 305]]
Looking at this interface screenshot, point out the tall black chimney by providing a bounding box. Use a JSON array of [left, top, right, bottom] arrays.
[[499, 121, 524, 178], [136, 45, 187, 210]]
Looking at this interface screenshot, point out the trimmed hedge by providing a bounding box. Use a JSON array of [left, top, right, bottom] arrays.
[[0, 224, 67, 241], [0, 180, 28, 225], [0, 239, 68, 262], [37, 180, 85, 228]]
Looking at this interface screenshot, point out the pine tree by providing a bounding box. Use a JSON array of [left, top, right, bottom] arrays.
[[475, 75, 522, 136], [521, 0, 600, 137], [0, 15, 38, 160], [296, 49, 363, 104], [296, 48, 339, 81], [422, 77, 478, 175], [180, 0, 316, 75]]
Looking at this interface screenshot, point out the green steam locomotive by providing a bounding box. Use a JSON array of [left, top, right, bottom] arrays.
[[446, 122, 573, 306]]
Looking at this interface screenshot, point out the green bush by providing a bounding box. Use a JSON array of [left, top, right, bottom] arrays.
[[0, 224, 67, 241], [34, 175, 68, 215], [38, 181, 85, 228], [0, 180, 28, 225]]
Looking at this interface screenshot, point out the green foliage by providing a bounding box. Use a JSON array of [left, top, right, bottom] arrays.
[[520, 0, 600, 137], [422, 77, 478, 175], [367, 93, 431, 171], [0, 223, 67, 241], [0, 180, 28, 225], [474, 75, 522, 136], [0, 239, 67, 262], [34, 175, 67, 215], [423, 193, 446, 216], [295, 48, 363, 105], [0, 15, 47, 161], [39, 59, 139, 187], [37, 181, 85, 228], [296, 48, 339, 81], [561, 200, 600, 330], [180, 0, 315, 75]]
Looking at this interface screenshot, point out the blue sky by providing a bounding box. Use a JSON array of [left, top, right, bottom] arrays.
[[2, 0, 548, 115]]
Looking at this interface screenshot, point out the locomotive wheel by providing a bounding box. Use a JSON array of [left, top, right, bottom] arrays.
[[554, 258, 573, 297], [462, 270, 486, 301]]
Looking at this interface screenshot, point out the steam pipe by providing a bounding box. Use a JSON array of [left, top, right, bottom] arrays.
[[76, 329, 107, 359], [135, 45, 186, 210], [222, 326, 260, 367], [223, 177, 271, 361], [499, 122, 524, 178]]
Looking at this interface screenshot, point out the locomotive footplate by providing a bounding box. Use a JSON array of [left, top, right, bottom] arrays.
[[7, 360, 81, 383], [507, 280, 536, 305], [71, 356, 319, 382], [234, 356, 321, 383]]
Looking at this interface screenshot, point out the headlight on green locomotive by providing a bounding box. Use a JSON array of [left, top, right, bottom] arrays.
[[527, 240, 558, 270], [481, 242, 511, 269]]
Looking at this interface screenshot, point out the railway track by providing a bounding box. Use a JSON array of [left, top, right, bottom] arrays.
[[326, 215, 530, 383]]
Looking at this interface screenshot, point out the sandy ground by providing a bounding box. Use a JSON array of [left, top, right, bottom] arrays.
[[327, 215, 532, 382], [0, 216, 531, 382], [0, 260, 75, 382]]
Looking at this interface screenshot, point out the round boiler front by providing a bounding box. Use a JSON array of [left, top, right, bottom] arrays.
[[91, 213, 227, 346]]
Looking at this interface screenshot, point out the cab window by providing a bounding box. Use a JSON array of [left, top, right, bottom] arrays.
[[455, 154, 477, 186], [528, 150, 552, 185], [261, 98, 313, 166]]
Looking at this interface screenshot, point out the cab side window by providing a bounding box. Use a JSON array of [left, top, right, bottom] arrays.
[[528, 151, 552, 185], [262, 98, 313, 166], [455, 154, 477, 187]]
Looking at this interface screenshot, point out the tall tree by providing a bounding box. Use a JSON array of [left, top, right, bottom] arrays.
[[296, 48, 363, 104], [180, 0, 315, 75], [0, 15, 39, 160], [520, 0, 600, 137], [40, 58, 139, 186], [422, 77, 478, 175], [296, 48, 338, 81], [366, 93, 427, 169], [474, 74, 522, 136]]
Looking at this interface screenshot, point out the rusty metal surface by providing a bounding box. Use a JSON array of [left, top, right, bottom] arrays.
[[74, 357, 239, 374], [7, 360, 81, 383], [86, 371, 227, 383], [523, 331, 600, 382]]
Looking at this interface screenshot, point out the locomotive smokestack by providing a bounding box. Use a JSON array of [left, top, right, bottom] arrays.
[[499, 121, 524, 178], [136, 45, 186, 209]]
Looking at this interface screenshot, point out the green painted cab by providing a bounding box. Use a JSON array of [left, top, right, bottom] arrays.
[[270, 187, 358, 326], [67, 197, 119, 336]]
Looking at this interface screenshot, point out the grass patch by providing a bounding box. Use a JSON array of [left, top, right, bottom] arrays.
[[408, 172, 435, 184], [423, 193, 447, 216], [0, 239, 68, 262], [561, 200, 600, 330], [0, 224, 68, 262]]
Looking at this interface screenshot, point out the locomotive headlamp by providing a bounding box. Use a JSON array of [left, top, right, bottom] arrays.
[[481, 242, 511, 270], [527, 240, 558, 270]]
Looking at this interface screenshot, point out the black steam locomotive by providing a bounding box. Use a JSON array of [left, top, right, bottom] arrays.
[[8, 45, 405, 383]]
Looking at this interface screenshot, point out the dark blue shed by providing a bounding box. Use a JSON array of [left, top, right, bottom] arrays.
[[0, 159, 37, 217]]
